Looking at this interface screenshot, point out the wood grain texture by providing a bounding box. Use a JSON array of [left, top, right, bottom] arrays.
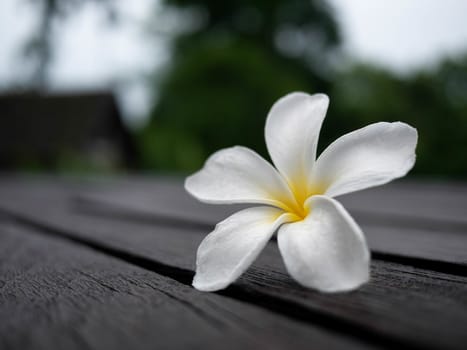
[[2, 174, 466, 226], [76, 176, 467, 228], [0, 222, 371, 350], [76, 196, 467, 269], [0, 180, 466, 349], [7, 176, 463, 268]]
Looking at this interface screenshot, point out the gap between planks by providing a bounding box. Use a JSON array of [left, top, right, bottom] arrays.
[[0, 221, 377, 350], [2, 177, 467, 270], [0, 213, 426, 350], [1, 177, 467, 349], [73, 198, 467, 278], [0, 205, 466, 350]]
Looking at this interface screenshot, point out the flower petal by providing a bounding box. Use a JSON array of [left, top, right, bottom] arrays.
[[277, 196, 370, 292], [312, 122, 418, 197], [185, 146, 297, 209], [265, 92, 329, 195], [193, 207, 292, 291]]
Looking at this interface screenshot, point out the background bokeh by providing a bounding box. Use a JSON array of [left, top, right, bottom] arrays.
[[1, 0, 466, 178]]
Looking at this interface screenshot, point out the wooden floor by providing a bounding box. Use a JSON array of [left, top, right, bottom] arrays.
[[0, 174, 466, 350]]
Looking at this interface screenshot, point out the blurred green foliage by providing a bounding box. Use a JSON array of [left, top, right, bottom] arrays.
[[329, 59, 467, 178], [140, 39, 313, 170], [14, 0, 467, 178], [136, 0, 467, 178], [140, 0, 339, 171], [140, 0, 467, 178]]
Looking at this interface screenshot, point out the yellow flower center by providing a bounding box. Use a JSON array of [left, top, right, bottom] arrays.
[[277, 177, 326, 221]]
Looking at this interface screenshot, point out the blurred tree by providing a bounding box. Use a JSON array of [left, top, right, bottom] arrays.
[[21, 0, 467, 178], [330, 56, 467, 178], [22, 0, 118, 89], [141, 0, 341, 172]]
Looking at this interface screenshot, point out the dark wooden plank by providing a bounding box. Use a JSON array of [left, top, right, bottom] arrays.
[[75, 195, 467, 268], [339, 180, 467, 227], [2, 174, 466, 227], [1, 175, 465, 269], [0, 221, 370, 350], [76, 176, 467, 227], [67, 178, 467, 268], [0, 185, 466, 349], [362, 223, 467, 266]]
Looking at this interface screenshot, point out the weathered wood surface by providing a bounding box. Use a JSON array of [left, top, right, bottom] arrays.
[[0, 222, 366, 350], [71, 177, 467, 268], [0, 175, 466, 350]]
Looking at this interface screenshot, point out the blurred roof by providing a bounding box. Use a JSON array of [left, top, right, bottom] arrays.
[[0, 91, 137, 169]]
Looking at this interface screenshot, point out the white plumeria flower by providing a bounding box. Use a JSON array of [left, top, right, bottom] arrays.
[[185, 92, 418, 293]]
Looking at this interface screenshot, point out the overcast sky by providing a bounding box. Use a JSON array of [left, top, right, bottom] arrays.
[[1, 0, 467, 125], [329, 0, 467, 72]]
